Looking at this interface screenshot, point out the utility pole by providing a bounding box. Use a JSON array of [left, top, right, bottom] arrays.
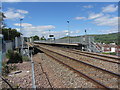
[[67, 20, 70, 43], [85, 29, 88, 51], [20, 19, 23, 55], [8, 28, 9, 40], [85, 29, 89, 51], [49, 30, 51, 42]]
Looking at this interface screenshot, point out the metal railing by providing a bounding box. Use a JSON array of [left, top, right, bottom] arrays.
[[34, 36, 102, 53]]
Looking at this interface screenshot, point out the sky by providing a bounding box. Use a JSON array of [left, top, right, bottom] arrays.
[[1, 0, 120, 2], [2, 2, 119, 39]]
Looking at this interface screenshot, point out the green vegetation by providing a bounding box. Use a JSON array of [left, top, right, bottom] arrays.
[[93, 33, 119, 44], [22, 56, 30, 61], [2, 61, 17, 76], [40, 36, 46, 40], [3, 49, 30, 76], [102, 52, 117, 55], [31, 35, 47, 40], [60, 33, 119, 45], [2, 62, 10, 76], [1, 28, 21, 41], [31, 35, 39, 40], [6, 50, 23, 64]]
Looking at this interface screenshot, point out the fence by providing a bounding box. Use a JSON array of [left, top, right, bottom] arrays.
[[34, 36, 101, 53]]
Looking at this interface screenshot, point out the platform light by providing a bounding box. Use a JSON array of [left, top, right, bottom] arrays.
[[67, 20, 70, 43], [20, 18, 23, 55]]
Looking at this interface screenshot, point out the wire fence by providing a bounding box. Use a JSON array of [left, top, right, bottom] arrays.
[[34, 36, 101, 53]]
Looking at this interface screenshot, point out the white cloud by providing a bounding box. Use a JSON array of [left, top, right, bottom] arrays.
[[14, 23, 56, 37], [53, 30, 81, 38], [14, 23, 80, 38], [4, 8, 28, 20], [87, 5, 118, 27], [93, 15, 118, 26], [74, 30, 80, 34], [17, 9, 28, 14], [88, 13, 103, 19], [102, 4, 118, 13], [83, 5, 93, 8], [14, 23, 32, 27], [36, 25, 55, 30], [98, 28, 118, 34], [75, 17, 86, 20]]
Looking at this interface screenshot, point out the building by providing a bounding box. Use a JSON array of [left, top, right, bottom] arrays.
[[99, 43, 120, 53]]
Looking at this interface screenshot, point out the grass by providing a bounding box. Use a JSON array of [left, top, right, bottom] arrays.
[[22, 56, 30, 61], [102, 52, 117, 55]]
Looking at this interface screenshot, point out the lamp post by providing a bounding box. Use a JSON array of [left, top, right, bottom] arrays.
[[20, 19, 23, 33], [49, 30, 51, 37], [48, 30, 51, 42], [20, 19, 23, 54], [67, 20, 70, 43], [85, 29, 88, 51]]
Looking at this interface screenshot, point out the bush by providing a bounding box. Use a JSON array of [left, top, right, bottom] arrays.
[[109, 52, 116, 55], [6, 50, 14, 59], [22, 56, 30, 61], [2, 62, 10, 76], [6, 50, 23, 64], [2, 61, 17, 76]]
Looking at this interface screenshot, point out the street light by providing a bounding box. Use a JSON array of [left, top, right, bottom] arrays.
[[49, 30, 51, 37], [67, 20, 70, 43], [85, 29, 89, 51], [20, 19, 23, 32], [20, 19, 23, 54], [7, 28, 12, 41]]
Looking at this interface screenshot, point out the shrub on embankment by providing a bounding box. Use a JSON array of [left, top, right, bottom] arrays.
[[6, 50, 23, 64], [2, 61, 17, 76], [2, 50, 30, 76]]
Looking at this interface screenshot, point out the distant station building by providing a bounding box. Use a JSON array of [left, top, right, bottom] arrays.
[[96, 43, 120, 53], [97, 43, 120, 53]]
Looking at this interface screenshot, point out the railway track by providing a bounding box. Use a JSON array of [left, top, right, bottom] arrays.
[[34, 44, 120, 89], [56, 47, 119, 64], [70, 49, 119, 63], [78, 50, 119, 60], [35, 43, 119, 64], [35, 44, 119, 74], [33, 55, 53, 89]]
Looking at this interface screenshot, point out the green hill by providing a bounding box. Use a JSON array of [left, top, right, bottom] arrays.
[[60, 33, 120, 45], [93, 33, 119, 44]]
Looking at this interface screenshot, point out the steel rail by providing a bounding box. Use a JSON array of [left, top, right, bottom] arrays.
[[38, 45, 120, 78], [40, 48, 110, 89], [34, 43, 119, 64], [58, 47, 120, 64], [39, 63, 53, 89], [34, 42, 119, 60], [74, 49, 119, 60], [27, 43, 119, 89]]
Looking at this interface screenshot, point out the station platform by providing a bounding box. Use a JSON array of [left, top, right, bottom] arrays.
[[34, 42, 86, 50]]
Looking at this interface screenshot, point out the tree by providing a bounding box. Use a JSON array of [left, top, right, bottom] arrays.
[[0, 12, 6, 22], [0, 12, 6, 33], [2, 28, 21, 41], [40, 36, 46, 40], [31, 35, 39, 40]]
